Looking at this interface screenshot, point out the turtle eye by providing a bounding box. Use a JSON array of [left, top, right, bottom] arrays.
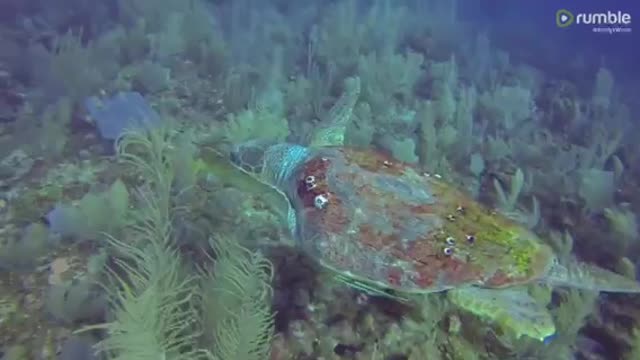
[[443, 247, 454, 256]]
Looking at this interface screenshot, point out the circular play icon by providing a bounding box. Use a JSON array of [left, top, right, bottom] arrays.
[[556, 9, 575, 27]]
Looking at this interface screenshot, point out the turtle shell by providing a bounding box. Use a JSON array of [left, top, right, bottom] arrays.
[[286, 147, 554, 294]]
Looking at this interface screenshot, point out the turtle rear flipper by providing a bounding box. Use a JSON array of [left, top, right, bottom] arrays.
[[448, 287, 556, 341], [543, 257, 640, 293]]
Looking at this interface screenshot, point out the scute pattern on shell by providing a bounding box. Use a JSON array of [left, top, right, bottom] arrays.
[[286, 147, 553, 294]]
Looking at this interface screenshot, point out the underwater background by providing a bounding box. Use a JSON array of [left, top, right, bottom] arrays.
[[0, 0, 639, 359]]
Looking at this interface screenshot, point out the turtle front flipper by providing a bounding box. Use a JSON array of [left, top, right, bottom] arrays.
[[448, 287, 556, 341], [543, 257, 640, 293], [309, 76, 361, 148]]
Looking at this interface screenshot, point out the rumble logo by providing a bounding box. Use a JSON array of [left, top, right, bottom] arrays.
[[556, 9, 632, 34]]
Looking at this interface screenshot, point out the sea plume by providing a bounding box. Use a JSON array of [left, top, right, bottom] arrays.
[[199, 235, 275, 360]]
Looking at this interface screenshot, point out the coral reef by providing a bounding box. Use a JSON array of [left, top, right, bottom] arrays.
[[0, 0, 638, 359]]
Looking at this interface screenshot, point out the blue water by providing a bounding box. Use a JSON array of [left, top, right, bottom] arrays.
[[463, 1, 638, 95]]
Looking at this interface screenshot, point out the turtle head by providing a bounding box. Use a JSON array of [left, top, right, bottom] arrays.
[[230, 140, 311, 191], [229, 139, 276, 177]]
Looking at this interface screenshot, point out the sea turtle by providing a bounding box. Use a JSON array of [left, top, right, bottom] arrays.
[[198, 76, 640, 342]]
